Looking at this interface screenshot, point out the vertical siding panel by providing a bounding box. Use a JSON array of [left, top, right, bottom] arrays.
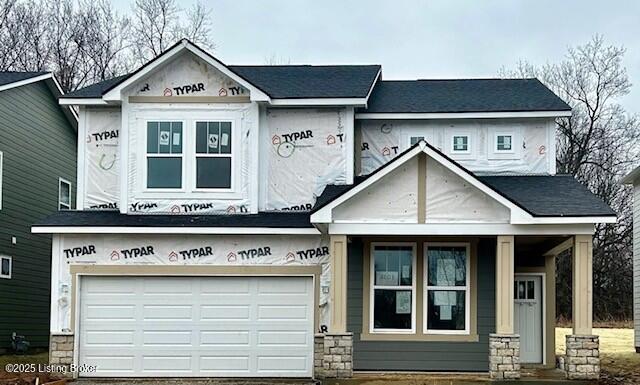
[[0, 81, 77, 350]]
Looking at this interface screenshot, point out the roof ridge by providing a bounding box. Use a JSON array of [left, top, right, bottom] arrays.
[[379, 78, 539, 83], [229, 64, 381, 68]]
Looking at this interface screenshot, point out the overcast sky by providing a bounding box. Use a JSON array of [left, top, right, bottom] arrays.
[[113, 0, 640, 113]]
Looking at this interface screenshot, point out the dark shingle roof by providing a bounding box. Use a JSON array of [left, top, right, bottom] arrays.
[[35, 210, 314, 228], [63, 66, 380, 99], [477, 175, 616, 217], [0, 71, 48, 87], [361, 78, 571, 113], [228, 65, 380, 99], [313, 175, 615, 218]]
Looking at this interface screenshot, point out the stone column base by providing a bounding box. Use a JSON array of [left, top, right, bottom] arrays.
[[315, 332, 353, 379], [565, 335, 600, 380], [49, 333, 74, 378], [489, 334, 520, 380]]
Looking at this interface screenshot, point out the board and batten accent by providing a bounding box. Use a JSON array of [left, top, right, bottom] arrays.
[[0, 80, 76, 351], [346, 238, 496, 371]]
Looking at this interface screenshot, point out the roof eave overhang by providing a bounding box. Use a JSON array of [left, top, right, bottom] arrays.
[[355, 110, 572, 120], [269, 97, 368, 107], [31, 225, 320, 235]]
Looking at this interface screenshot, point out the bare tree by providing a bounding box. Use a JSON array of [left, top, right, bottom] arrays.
[[500, 35, 640, 321], [129, 0, 214, 66]]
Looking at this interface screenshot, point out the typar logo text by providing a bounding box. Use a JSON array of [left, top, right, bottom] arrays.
[[168, 246, 213, 262], [227, 246, 272, 262], [111, 245, 155, 260], [287, 246, 330, 262], [63, 245, 97, 259]]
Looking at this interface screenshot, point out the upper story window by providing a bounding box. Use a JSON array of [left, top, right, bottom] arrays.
[[452, 135, 469, 153], [196, 121, 232, 189], [496, 134, 513, 152], [58, 178, 72, 210], [146, 121, 183, 189], [1, 256, 11, 279], [410, 136, 425, 146], [143, 119, 236, 193]]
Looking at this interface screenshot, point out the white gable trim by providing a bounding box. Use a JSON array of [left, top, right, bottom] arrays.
[[311, 141, 615, 226], [59, 98, 109, 105], [310, 143, 425, 223], [327, 223, 596, 236], [102, 40, 271, 103]]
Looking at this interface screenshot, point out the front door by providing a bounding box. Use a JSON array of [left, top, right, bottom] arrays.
[[514, 275, 543, 364]]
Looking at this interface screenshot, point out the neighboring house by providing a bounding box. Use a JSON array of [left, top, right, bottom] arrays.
[[0, 72, 77, 352], [32, 40, 615, 381], [623, 166, 640, 354]]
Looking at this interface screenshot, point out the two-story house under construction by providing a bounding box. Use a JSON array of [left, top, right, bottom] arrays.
[[33, 40, 615, 381]]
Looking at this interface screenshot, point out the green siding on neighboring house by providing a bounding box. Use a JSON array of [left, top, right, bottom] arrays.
[[347, 238, 496, 372], [0, 81, 76, 351]]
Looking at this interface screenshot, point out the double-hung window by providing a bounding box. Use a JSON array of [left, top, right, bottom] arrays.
[[496, 134, 513, 152], [146, 121, 183, 189], [371, 243, 416, 332], [424, 243, 470, 334], [452, 135, 469, 152], [195, 121, 232, 189]]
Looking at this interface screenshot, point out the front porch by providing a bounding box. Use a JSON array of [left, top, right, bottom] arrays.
[[317, 234, 599, 382]]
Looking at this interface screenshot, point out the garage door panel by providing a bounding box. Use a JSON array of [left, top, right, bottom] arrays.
[[79, 276, 314, 377], [143, 304, 193, 320], [200, 305, 250, 320], [200, 330, 250, 346]]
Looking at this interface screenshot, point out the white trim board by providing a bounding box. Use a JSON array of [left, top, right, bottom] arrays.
[[355, 111, 572, 120], [31, 226, 321, 235], [327, 223, 596, 236], [0, 73, 53, 92]]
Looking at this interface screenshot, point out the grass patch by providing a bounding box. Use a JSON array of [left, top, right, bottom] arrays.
[[0, 352, 49, 368], [557, 327, 640, 384]]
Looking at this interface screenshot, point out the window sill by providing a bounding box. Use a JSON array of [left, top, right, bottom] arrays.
[[360, 332, 479, 342]]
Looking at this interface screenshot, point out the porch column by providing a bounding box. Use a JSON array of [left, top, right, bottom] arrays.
[[329, 235, 348, 332], [317, 235, 352, 379], [564, 234, 600, 380], [490, 235, 520, 380], [572, 235, 593, 335]]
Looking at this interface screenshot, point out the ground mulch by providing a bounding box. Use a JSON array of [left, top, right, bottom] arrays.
[[0, 371, 63, 385]]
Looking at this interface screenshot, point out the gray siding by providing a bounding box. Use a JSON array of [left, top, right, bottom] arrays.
[[347, 238, 496, 371], [0, 81, 76, 350], [634, 183, 639, 349]]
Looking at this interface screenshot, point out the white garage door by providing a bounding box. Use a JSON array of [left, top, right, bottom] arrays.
[[78, 276, 314, 377]]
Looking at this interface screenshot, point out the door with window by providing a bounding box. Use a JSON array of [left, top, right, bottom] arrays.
[[514, 274, 543, 363]]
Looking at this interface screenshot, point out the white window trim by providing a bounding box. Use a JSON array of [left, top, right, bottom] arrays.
[[369, 242, 417, 334], [142, 119, 187, 193], [58, 178, 72, 210], [451, 135, 470, 154], [488, 127, 522, 160], [423, 242, 471, 335], [0, 256, 11, 279], [445, 130, 476, 160], [193, 121, 235, 192], [136, 112, 242, 200]]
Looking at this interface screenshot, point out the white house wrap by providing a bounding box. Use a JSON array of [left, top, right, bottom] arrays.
[[52, 234, 331, 332]]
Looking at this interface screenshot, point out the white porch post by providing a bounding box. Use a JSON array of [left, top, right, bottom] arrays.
[[490, 235, 520, 380], [564, 234, 600, 380]]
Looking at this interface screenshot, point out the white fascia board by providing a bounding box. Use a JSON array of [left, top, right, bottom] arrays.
[[269, 97, 367, 106], [0, 73, 53, 92], [310, 144, 425, 223], [31, 226, 321, 235], [328, 223, 596, 236], [355, 110, 573, 120], [363, 68, 382, 107], [512, 216, 617, 225], [59, 98, 110, 106]]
